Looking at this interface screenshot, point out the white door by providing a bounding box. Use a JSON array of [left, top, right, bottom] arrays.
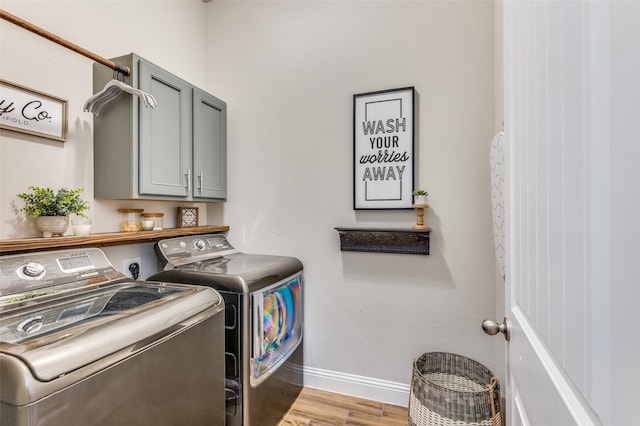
[[502, 1, 639, 425]]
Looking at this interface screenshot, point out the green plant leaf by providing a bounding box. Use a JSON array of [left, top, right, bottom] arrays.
[[16, 186, 89, 218]]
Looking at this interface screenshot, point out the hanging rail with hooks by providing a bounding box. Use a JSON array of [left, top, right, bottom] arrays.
[[0, 9, 130, 77]]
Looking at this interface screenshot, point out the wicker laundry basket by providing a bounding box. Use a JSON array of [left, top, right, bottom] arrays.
[[409, 352, 504, 426]]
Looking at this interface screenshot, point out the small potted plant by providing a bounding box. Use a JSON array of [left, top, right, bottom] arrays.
[[412, 189, 429, 205], [16, 186, 89, 237]]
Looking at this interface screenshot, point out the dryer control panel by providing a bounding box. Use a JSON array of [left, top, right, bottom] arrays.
[[155, 234, 240, 269]]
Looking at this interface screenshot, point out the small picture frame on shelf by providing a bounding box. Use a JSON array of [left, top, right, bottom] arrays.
[[177, 207, 199, 228]]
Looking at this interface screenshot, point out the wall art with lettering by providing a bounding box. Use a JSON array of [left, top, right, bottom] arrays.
[[0, 80, 68, 142], [353, 87, 414, 209]]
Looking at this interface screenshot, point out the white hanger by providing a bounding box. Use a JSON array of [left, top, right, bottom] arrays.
[[84, 77, 157, 116]]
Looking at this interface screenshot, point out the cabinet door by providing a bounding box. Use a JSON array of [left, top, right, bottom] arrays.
[[193, 88, 227, 200], [139, 60, 192, 198]]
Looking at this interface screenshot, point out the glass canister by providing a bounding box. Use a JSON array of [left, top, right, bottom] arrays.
[[119, 208, 143, 232], [141, 212, 164, 231]]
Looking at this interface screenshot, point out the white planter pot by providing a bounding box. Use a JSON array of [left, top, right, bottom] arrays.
[[35, 215, 69, 238], [414, 195, 428, 205]]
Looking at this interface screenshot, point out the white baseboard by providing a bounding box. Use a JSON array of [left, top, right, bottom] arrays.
[[302, 366, 410, 407]]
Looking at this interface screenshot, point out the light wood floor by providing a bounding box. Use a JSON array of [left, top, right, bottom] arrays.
[[278, 387, 408, 426]]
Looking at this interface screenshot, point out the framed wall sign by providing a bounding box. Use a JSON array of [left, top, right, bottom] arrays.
[[353, 86, 415, 209], [0, 80, 68, 142], [177, 207, 199, 228]]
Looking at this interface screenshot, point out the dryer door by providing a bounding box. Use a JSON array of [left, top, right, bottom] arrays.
[[250, 273, 303, 387]]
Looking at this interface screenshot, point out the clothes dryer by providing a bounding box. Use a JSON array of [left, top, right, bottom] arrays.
[[150, 234, 303, 426]]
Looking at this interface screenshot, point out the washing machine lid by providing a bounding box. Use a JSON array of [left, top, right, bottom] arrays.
[[0, 282, 221, 382]]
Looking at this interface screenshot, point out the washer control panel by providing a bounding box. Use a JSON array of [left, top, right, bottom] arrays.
[[0, 248, 122, 304], [19, 262, 46, 279], [155, 234, 239, 269]]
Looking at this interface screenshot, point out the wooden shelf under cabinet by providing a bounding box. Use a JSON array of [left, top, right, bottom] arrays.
[[0, 226, 230, 255]]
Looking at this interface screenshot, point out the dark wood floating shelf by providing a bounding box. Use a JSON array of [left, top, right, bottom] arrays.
[[0, 226, 230, 255], [335, 227, 431, 255]]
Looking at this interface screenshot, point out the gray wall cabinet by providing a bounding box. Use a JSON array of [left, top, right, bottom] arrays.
[[93, 53, 227, 201]]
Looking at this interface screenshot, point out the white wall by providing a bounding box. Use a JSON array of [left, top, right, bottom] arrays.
[[0, 0, 497, 405], [204, 0, 497, 402]]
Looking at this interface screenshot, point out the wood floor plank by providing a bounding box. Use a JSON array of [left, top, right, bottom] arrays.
[[301, 388, 384, 418], [279, 387, 408, 426], [381, 404, 409, 424], [345, 411, 390, 426], [281, 391, 349, 425], [284, 406, 348, 425], [279, 418, 310, 426]]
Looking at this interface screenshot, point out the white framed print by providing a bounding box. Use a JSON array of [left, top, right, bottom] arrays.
[[0, 80, 68, 142], [353, 86, 415, 209]]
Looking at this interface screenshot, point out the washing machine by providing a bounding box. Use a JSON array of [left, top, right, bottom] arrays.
[[149, 233, 303, 426], [0, 248, 225, 425]]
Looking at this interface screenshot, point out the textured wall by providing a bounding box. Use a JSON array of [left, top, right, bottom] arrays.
[[204, 0, 497, 392]]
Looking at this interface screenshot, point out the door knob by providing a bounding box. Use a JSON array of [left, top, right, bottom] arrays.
[[482, 317, 510, 341]]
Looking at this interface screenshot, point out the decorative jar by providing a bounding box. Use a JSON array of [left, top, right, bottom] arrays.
[[119, 208, 143, 232], [141, 213, 164, 230], [72, 218, 92, 236]]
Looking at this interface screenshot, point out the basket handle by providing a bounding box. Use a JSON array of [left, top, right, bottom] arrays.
[[488, 377, 505, 426]]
